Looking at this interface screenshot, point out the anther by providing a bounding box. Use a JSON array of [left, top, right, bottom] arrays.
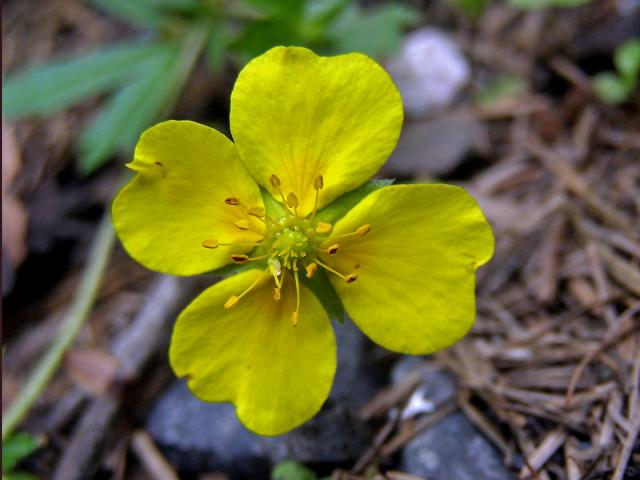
[[315, 259, 359, 285], [346, 273, 359, 283], [305, 262, 318, 278], [287, 192, 299, 209], [225, 197, 240, 206], [248, 206, 265, 217], [231, 254, 249, 264], [273, 287, 281, 302], [291, 311, 299, 327], [202, 239, 219, 249], [357, 224, 371, 236], [224, 296, 240, 309], [314, 175, 324, 190], [315, 222, 332, 234], [327, 244, 340, 255], [234, 219, 251, 230], [270, 174, 281, 188]]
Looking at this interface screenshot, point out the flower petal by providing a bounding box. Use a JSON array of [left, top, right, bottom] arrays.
[[230, 46, 403, 215], [112, 120, 264, 276], [169, 269, 336, 436], [323, 184, 494, 355]]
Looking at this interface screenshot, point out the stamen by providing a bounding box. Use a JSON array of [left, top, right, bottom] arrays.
[[231, 252, 270, 264], [126, 160, 166, 178], [225, 197, 240, 206], [231, 254, 249, 264], [315, 222, 333, 234], [223, 272, 265, 309], [270, 174, 294, 216], [327, 244, 340, 255], [234, 219, 251, 230], [273, 287, 281, 302], [315, 259, 359, 284], [292, 262, 301, 327], [248, 206, 265, 217], [287, 192, 299, 216], [270, 174, 281, 188], [309, 175, 324, 221], [330, 224, 371, 240], [202, 239, 219, 249], [224, 296, 240, 309], [305, 262, 318, 278]]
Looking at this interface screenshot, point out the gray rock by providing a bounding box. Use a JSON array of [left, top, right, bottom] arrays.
[[384, 115, 487, 178], [391, 357, 457, 413], [147, 319, 383, 474], [401, 413, 515, 480], [146, 381, 269, 479]]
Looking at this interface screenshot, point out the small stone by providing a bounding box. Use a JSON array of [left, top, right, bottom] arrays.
[[387, 28, 471, 117], [146, 381, 269, 478], [391, 357, 457, 411], [401, 412, 515, 480]]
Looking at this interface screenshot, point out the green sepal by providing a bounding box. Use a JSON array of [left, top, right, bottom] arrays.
[[301, 269, 345, 324], [314, 178, 394, 225]]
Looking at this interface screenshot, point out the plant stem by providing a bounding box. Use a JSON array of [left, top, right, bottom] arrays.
[[2, 213, 116, 441]]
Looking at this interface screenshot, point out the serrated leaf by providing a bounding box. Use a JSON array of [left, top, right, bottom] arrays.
[[614, 39, 640, 84], [592, 72, 630, 105], [2, 433, 44, 473], [272, 460, 317, 480], [314, 179, 394, 225], [329, 3, 420, 58], [507, 0, 591, 9], [3, 41, 170, 120], [77, 44, 180, 174]]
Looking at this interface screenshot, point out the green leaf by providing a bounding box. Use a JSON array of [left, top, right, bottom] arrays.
[[77, 44, 180, 174], [302, 269, 345, 323], [592, 72, 631, 105], [3, 41, 170, 120], [314, 179, 394, 225], [507, 0, 591, 9], [445, 0, 489, 18], [475, 74, 526, 106], [205, 25, 227, 73], [329, 3, 420, 58], [2, 433, 44, 473], [614, 39, 640, 85], [90, 0, 167, 29], [272, 460, 318, 480]]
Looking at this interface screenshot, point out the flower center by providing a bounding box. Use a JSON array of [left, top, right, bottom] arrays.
[[202, 174, 369, 326]]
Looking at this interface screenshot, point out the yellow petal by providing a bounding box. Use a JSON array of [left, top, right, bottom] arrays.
[[230, 46, 403, 216], [112, 120, 264, 276], [169, 269, 336, 436], [323, 184, 494, 355]]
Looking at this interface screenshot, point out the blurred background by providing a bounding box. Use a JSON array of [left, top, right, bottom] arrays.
[[2, 0, 639, 479]]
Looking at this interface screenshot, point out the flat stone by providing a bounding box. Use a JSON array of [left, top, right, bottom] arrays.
[[146, 381, 269, 479], [401, 412, 515, 480]]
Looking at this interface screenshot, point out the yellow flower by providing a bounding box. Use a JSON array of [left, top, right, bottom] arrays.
[[112, 46, 494, 436]]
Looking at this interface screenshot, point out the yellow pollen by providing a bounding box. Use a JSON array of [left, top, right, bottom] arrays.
[[202, 239, 219, 249], [305, 262, 318, 278], [224, 296, 240, 309], [291, 311, 299, 327], [248, 206, 265, 217], [357, 224, 371, 235], [314, 175, 324, 190], [231, 254, 249, 264], [270, 174, 281, 187], [346, 273, 359, 283], [273, 287, 281, 301], [287, 192, 299, 209], [327, 244, 340, 255], [225, 197, 240, 206], [315, 222, 332, 234], [234, 219, 251, 230]]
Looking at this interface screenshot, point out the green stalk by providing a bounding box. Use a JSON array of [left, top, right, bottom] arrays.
[[2, 214, 115, 441]]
